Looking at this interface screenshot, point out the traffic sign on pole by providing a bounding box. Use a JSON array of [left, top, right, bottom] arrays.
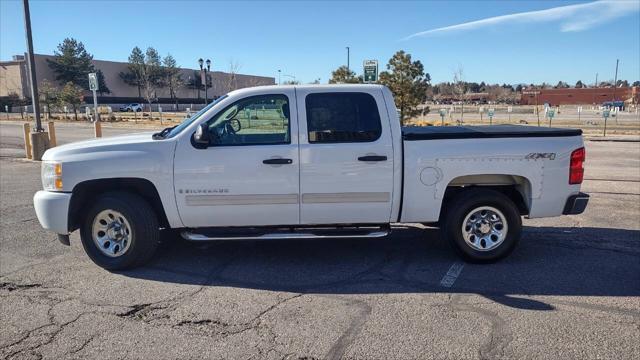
[[88, 73, 99, 122], [363, 60, 378, 83]]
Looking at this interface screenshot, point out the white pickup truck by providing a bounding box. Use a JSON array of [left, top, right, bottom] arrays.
[[34, 85, 589, 270]]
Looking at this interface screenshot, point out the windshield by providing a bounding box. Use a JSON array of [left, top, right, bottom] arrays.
[[166, 95, 228, 138]]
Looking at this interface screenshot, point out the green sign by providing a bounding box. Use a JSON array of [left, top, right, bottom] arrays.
[[363, 60, 378, 83], [488, 108, 495, 117], [547, 109, 555, 119], [602, 109, 610, 118]]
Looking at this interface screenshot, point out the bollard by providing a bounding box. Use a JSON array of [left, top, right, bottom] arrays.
[[47, 121, 57, 147], [23, 123, 32, 159], [94, 120, 102, 138]]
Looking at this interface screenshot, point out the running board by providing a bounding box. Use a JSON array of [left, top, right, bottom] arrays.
[[181, 228, 390, 241]]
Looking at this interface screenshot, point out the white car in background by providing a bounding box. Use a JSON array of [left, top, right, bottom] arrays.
[[119, 103, 143, 112]]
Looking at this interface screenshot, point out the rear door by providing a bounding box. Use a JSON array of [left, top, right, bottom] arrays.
[[296, 88, 395, 224]]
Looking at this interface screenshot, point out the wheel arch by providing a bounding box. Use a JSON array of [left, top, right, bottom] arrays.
[[438, 174, 532, 223], [68, 178, 169, 232]]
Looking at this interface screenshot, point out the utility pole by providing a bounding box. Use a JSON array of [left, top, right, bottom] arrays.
[[346, 46, 350, 72], [22, 0, 42, 132], [593, 73, 598, 105], [604, 60, 619, 137], [612, 59, 619, 104]]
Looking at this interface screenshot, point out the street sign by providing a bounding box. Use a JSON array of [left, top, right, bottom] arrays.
[[488, 108, 495, 117], [507, 106, 513, 113], [88, 73, 99, 122], [363, 60, 378, 83], [88, 73, 98, 91], [602, 109, 610, 118], [547, 109, 555, 119], [577, 106, 582, 113], [479, 106, 484, 113]]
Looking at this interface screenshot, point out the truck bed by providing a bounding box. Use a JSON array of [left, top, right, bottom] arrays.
[[402, 125, 582, 141]]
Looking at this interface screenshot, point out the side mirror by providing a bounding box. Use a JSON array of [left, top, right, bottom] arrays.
[[193, 123, 210, 146]]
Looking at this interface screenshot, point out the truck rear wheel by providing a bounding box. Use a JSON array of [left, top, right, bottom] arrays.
[[79, 192, 159, 270], [442, 189, 521, 263]]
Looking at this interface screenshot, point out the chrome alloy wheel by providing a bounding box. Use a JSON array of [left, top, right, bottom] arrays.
[[91, 209, 132, 257], [461, 206, 508, 251]]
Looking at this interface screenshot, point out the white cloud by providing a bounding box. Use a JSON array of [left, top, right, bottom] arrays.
[[403, 0, 639, 40]]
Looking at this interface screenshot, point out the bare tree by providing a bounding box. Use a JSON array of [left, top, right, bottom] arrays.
[[226, 60, 242, 93], [453, 66, 465, 124]]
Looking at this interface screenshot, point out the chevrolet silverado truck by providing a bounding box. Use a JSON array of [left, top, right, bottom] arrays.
[[34, 85, 589, 270]]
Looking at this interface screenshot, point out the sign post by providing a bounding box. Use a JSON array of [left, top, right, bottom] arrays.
[[88, 72, 99, 122], [507, 106, 512, 122], [488, 108, 495, 125], [363, 60, 378, 83], [577, 106, 582, 123], [602, 108, 610, 136], [439, 109, 446, 126], [159, 106, 163, 125], [4, 105, 8, 120], [479, 106, 484, 122], [547, 108, 555, 127]]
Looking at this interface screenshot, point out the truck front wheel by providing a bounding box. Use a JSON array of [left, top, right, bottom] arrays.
[[79, 192, 159, 270], [442, 189, 522, 263]]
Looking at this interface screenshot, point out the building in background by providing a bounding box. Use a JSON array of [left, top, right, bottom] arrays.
[[0, 54, 274, 103], [520, 87, 639, 106]]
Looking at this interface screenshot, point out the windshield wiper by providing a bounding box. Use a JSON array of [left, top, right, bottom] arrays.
[[152, 126, 177, 140]]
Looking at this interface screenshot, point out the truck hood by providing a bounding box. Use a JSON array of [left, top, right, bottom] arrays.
[[42, 132, 161, 161]]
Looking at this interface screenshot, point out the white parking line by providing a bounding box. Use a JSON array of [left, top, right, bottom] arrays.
[[439, 262, 465, 288]]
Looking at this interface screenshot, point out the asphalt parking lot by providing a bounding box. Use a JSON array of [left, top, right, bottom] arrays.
[[0, 121, 639, 359]]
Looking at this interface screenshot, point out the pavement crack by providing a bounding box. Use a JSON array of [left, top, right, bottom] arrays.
[[0, 281, 42, 292], [449, 294, 513, 360]]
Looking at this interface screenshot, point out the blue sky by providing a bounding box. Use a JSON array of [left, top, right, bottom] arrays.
[[1, 0, 639, 85]]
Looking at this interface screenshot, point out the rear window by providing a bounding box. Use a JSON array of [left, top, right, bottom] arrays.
[[305, 92, 382, 143]]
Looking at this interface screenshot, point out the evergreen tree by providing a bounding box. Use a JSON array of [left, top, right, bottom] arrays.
[[378, 50, 430, 123], [46, 38, 94, 89], [329, 66, 362, 84]]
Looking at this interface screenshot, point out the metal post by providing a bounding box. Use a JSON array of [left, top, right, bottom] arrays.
[[204, 69, 208, 105], [593, 73, 598, 105], [278, 70, 281, 85], [22, 0, 42, 132], [346, 46, 350, 71], [92, 89, 99, 122], [535, 92, 540, 126], [612, 60, 619, 103]]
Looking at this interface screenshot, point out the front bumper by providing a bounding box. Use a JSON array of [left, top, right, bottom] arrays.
[[562, 192, 589, 215], [33, 190, 72, 234]]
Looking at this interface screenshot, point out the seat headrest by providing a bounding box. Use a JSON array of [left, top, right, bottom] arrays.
[[282, 103, 290, 119]]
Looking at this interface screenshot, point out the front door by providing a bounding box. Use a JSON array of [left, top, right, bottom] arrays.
[[296, 89, 395, 224], [174, 90, 300, 228]]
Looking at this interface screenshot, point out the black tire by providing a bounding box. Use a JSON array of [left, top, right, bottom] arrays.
[[79, 192, 159, 270], [442, 188, 522, 263]]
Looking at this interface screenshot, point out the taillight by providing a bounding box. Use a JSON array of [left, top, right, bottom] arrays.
[[569, 147, 585, 184]]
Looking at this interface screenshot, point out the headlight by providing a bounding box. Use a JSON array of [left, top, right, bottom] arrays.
[[42, 162, 63, 191]]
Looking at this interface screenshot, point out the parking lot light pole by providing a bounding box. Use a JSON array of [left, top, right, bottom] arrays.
[[346, 46, 350, 72], [22, 0, 42, 132], [199, 58, 211, 104]]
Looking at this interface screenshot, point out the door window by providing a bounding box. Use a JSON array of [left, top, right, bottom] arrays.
[[205, 94, 290, 146], [305, 92, 382, 143]]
